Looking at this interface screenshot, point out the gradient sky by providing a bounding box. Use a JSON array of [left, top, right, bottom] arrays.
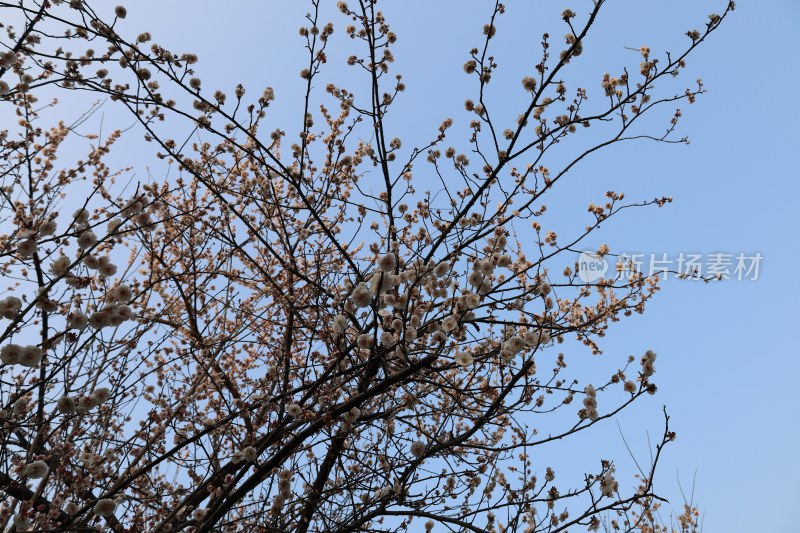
[[6, 1, 798, 530]]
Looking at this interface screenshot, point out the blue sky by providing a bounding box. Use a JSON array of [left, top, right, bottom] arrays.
[[7, 0, 798, 530]]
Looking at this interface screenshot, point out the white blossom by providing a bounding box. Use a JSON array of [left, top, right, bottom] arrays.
[[504, 336, 525, 353], [57, 395, 76, 414], [538, 281, 552, 296], [12, 515, 30, 531], [465, 292, 481, 309], [583, 385, 599, 421], [410, 440, 426, 458], [93, 499, 117, 517], [91, 387, 112, 403], [0, 343, 22, 365], [356, 333, 374, 349], [134, 211, 153, 229], [351, 283, 372, 308], [13, 395, 30, 414], [109, 284, 133, 303], [378, 252, 396, 272], [332, 314, 348, 334], [73, 208, 90, 224], [121, 197, 144, 216], [36, 297, 58, 313], [454, 352, 474, 367], [599, 468, 617, 497], [97, 258, 118, 277], [49, 254, 71, 276], [77, 230, 97, 249], [477, 259, 494, 276], [343, 406, 360, 423], [16, 238, 37, 258], [84, 394, 103, 410], [467, 271, 483, 288], [241, 446, 257, 462], [89, 311, 112, 330], [39, 219, 58, 235], [379, 331, 394, 345], [67, 311, 88, 330], [441, 315, 458, 332], [641, 349, 657, 378], [286, 403, 302, 418], [108, 218, 123, 233], [23, 460, 49, 479], [19, 345, 43, 367], [524, 330, 550, 347], [0, 296, 22, 319], [370, 272, 396, 295], [83, 254, 100, 269]]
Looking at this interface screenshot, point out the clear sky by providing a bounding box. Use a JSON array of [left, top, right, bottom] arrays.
[[9, 0, 799, 530]]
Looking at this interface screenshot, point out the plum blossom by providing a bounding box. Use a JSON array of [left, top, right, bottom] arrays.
[[57, 396, 77, 414], [351, 283, 372, 308], [91, 387, 112, 403], [583, 385, 599, 421], [77, 229, 98, 249], [343, 406, 360, 423], [93, 499, 117, 517], [370, 272, 396, 295], [49, 254, 71, 276], [467, 271, 483, 288], [0, 344, 22, 365], [0, 296, 22, 319], [67, 310, 88, 330], [18, 345, 43, 367], [379, 331, 394, 345], [599, 467, 618, 497], [241, 446, 258, 462], [524, 330, 550, 347], [356, 333, 374, 349], [23, 460, 49, 479], [410, 440, 426, 458], [454, 352, 474, 367], [73, 208, 90, 224], [441, 315, 458, 332], [108, 284, 133, 303], [378, 252, 396, 272], [39, 219, 57, 236], [538, 281, 552, 296], [641, 349, 657, 378], [97, 256, 118, 277], [16, 238, 37, 258], [464, 292, 481, 309], [332, 314, 348, 334]]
